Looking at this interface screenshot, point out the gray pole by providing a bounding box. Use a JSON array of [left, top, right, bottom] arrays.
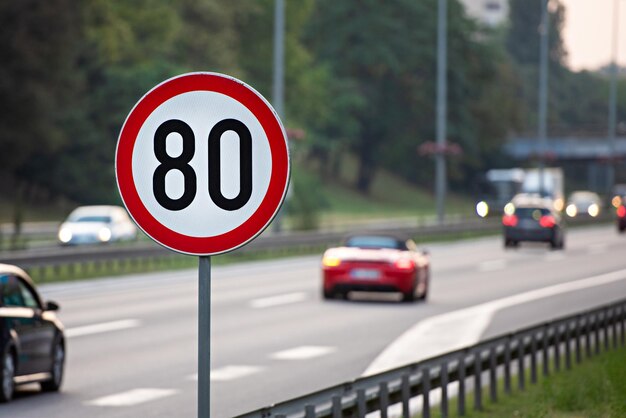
[[608, 0, 620, 193], [435, 0, 448, 224], [272, 0, 285, 119], [198, 256, 211, 417], [538, 0, 549, 196], [272, 0, 285, 233]]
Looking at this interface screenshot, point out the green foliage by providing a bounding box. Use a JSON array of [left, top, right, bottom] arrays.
[[307, 0, 522, 192], [506, 0, 567, 67], [3, 0, 622, 222], [286, 169, 327, 230], [460, 348, 626, 418], [505, 0, 626, 137], [0, 0, 81, 175]]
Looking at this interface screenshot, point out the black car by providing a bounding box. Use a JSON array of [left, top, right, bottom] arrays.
[[502, 196, 565, 250], [0, 264, 65, 402]]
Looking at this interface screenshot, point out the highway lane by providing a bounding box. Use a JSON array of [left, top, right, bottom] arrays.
[[2, 224, 626, 417]]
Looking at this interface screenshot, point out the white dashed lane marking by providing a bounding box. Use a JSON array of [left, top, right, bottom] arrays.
[[66, 319, 141, 338], [85, 388, 178, 407], [588, 243, 608, 255], [188, 365, 264, 382], [270, 346, 336, 360], [477, 259, 507, 272], [249, 292, 307, 309], [544, 252, 566, 262]]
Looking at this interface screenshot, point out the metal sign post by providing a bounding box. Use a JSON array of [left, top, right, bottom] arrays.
[[198, 256, 211, 417]]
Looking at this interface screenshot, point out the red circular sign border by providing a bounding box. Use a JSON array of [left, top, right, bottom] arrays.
[[115, 73, 290, 256]]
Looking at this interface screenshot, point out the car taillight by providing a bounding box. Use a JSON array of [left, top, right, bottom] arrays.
[[502, 215, 518, 227], [539, 215, 556, 228], [618, 205, 626, 218], [394, 258, 415, 270]]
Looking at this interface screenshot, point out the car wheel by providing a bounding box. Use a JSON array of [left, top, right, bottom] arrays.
[[504, 239, 518, 249], [322, 289, 334, 300], [0, 346, 15, 403], [402, 291, 416, 302], [403, 279, 418, 303], [41, 340, 64, 392], [619, 225, 625, 233], [418, 277, 429, 301]]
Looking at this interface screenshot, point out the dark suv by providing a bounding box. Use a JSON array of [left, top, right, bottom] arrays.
[[502, 196, 565, 250], [0, 264, 65, 402]]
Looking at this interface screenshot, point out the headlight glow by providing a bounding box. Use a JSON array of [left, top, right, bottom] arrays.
[[58, 228, 72, 243], [504, 203, 515, 216], [98, 227, 112, 242], [475, 201, 489, 218], [554, 198, 565, 212], [566, 204, 577, 218], [587, 203, 599, 217], [612, 195, 622, 208], [322, 256, 341, 267]]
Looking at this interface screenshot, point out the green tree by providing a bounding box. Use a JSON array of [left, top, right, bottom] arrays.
[[308, 0, 522, 192], [36, 0, 251, 203], [308, 0, 436, 193], [0, 0, 83, 239], [506, 0, 567, 68]]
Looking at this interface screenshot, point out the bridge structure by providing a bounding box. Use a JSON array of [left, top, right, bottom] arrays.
[[505, 136, 626, 193]]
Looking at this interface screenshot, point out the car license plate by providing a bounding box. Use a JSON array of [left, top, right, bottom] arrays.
[[350, 269, 381, 280]]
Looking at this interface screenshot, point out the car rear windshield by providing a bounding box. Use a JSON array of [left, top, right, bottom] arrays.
[[71, 215, 112, 223], [344, 236, 404, 250], [515, 207, 550, 219]]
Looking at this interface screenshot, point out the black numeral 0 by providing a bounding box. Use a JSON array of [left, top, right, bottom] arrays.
[[208, 119, 253, 211], [152, 119, 253, 212]]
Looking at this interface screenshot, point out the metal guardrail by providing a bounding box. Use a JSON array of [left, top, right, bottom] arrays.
[[236, 299, 626, 418], [0, 217, 501, 273], [0, 214, 614, 280]]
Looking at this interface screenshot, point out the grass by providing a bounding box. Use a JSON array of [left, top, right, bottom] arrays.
[[0, 157, 474, 237], [289, 155, 474, 229], [452, 347, 626, 418]]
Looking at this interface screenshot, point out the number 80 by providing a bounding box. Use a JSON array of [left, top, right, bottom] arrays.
[[153, 119, 253, 211]]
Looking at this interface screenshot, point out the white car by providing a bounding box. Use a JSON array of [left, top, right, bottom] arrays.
[[565, 191, 602, 218], [58, 206, 137, 245]]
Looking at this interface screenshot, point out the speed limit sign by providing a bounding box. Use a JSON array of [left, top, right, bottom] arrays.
[[115, 72, 290, 256]]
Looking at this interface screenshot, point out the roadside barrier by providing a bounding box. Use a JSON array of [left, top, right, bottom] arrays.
[[236, 299, 626, 418], [0, 213, 612, 281], [0, 216, 501, 281]]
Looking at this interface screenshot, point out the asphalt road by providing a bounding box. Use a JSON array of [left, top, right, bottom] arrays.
[[3, 223, 626, 418]]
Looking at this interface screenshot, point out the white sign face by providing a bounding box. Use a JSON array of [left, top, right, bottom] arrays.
[[116, 73, 290, 255]]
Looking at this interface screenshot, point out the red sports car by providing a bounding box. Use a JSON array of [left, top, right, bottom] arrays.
[[322, 234, 430, 302]]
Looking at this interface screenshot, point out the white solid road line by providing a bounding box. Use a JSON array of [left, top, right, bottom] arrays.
[[85, 388, 178, 407], [249, 292, 308, 309], [188, 365, 264, 382], [364, 267, 626, 376], [65, 319, 141, 338], [271, 345, 336, 360], [477, 259, 507, 272]]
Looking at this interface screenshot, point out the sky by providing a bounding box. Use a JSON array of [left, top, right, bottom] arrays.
[[562, 0, 626, 70]]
